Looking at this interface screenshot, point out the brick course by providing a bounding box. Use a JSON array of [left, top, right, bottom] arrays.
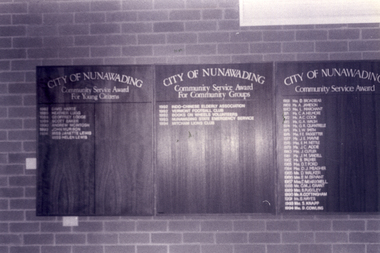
[[0, 0, 379, 253]]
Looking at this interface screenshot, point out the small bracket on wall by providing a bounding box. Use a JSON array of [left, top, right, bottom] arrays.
[[25, 158, 36, 170], [62, 217, 78, 227]]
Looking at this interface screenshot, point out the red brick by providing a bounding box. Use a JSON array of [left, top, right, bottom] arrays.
[[199, 32, 229, 43], [330, 52, 362, 60], [23, 141, 36, 152], [59, 24, 89, 35], [105, 246, 135, 253], [332, 244, 365, 253], [187, 0, 218, 8], [329, 29, 360, 40], [58, 47, 89, 58], [154, 0, 184, 9], [13, 14, 42, 25], [28, 48, 59, 58], [29, 2, 60, 13], [218, 20, 240, 30], [316, 232, 348, 243], [225, 9, 239, 19], [316, 41, 348, 52], [201, 221, 232, 231], [9, 175, 35, 187], [250, 42, 281, 53], [169, 220, 200, 231], [87, 233, 118, 244], [362, 29, 380, 39], [55, 234, 86, 244], [151, 232, 181, 243], [186, 44, 216, 55], [263, 31, 295, 41], [333, 220, 365, 231], [234, 245, 265, 253], [296, 30, 328, 40], [27, 25, 58, 36], [154, 22, 184, 33], [230, 31, 262, 42], [0, 15, 11, 25], [137, 245, 167, 253], [0, 142, 22, 152], [9, 130, 35, 140], [41, 222, 71, 233], [266, 220, 298, 231], [0, 210, 24, 221], [72, 246, 103, 253], [0, 3, 27, 14], [10, 199, 35, 210], [0, 234, 22, 244], [283, 42, 314, 53], [122, 0, 153, 10], [43, 14, 74, 25], [24, 234, 53, 245], [367, 245, 380, 253], [90, 23, 120, 34], [136, 221, 167, 231], [185, 21, 217, 31], [267, 245, 298, 253], [170, 10, 201, 21], [137, 11, 168, 21], [122, 23, 152, 33], [169, 245, 200, 253], [202, 9, 222, 20], [105, 35, 136, 45], [122, 46, 152, 56], [349, 232, 380, 243], [91, 47, 121, 57], [201, 245, 233, 253], [183, 232, 214, 243], [0, 72, 25, 82], [138, 34, 166, 44], [73, 222, 103, 232], [91, 1, 121, 11], [43, 37, 74, 47], [9, 107, 35, 118], [41, 246, 71, 253], [59, 2, 90, 13], [10, 222, 39, 233], [167, 33, 197, 44], [300, 220, 331, 231], [300, 244, 332, 253], [249, 232, 280, 243], [349, 41, 380, 51], [75, 35, 105, 46], [11, 61, 41, 71], [119, 233, 150, 244], [107, 12, 137, 22], [216, 233, 247, 243], [105, 221, 135, 232], [0, 60, 10, 70], [0, 49, 26, 59], [282, 232, 314, 243], [0, 165, 24, 175], [218, 43, 249, 54]]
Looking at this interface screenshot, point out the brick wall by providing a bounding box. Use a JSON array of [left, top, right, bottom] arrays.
[[1, 0, 379, 252]]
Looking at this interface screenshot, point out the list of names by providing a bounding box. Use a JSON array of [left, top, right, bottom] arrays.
[[283, 98, 327, 211], [39, 106, 92, 140], [158, 103, 254, 126]]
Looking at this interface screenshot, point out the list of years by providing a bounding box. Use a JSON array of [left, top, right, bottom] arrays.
[[283, 98, 327, 211], [158, 104, 255, 126], [39, 106, 92, 140]]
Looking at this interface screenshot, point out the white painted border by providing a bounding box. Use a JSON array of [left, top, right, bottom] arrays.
[[239, 0, 380, 26]]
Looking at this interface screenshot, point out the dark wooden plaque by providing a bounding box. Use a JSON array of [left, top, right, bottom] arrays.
[[276, 61, 380, 212], [37, 65, 154, 216], [155, 63, 275, 214]]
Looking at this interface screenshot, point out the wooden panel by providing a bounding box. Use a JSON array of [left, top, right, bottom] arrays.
[[156, 63, 275, 214], [37, 65, 154, 216], [276, 61, 380, 212]]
